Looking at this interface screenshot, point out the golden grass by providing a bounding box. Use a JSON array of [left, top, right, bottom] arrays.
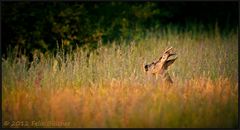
[[2, 27, 238, 128], [2, 78, 238, 128]]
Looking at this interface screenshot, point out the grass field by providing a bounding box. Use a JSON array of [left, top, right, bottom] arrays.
[[2, 26, 238, 128]]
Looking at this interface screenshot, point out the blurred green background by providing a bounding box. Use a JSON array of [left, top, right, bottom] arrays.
[[1, 1, 238, 58]]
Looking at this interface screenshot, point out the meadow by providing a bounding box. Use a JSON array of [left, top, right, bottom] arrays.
[[2, 26, 238, 128]]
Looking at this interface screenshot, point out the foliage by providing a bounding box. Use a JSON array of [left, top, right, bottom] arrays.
[[2, 2, 238, 57]]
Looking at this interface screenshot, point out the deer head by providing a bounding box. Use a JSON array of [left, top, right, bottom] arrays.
[[144, 47, 177, 83]]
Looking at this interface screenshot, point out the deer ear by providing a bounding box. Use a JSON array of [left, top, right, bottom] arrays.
[[166, 58, 177, 67]]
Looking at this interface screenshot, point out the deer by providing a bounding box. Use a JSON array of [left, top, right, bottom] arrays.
[[144, 47, 177, 84]]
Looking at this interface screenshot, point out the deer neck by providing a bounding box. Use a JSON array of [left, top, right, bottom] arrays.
[[154, 70, 172, 83]]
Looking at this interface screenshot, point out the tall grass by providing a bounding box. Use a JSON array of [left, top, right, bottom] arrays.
[[2, 25, 238, 128]]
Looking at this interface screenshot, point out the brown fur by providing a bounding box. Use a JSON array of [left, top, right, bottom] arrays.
[[144, 47, 177, 84]]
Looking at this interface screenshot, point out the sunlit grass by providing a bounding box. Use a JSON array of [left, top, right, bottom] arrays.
[[2, 26, 238, 128], [2, 79, 238, 128]]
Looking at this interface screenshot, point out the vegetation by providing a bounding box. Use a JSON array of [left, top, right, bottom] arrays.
[[2, 1, 238, 128], [2, 2, 238, 57], [2, 25, 238, 128]]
